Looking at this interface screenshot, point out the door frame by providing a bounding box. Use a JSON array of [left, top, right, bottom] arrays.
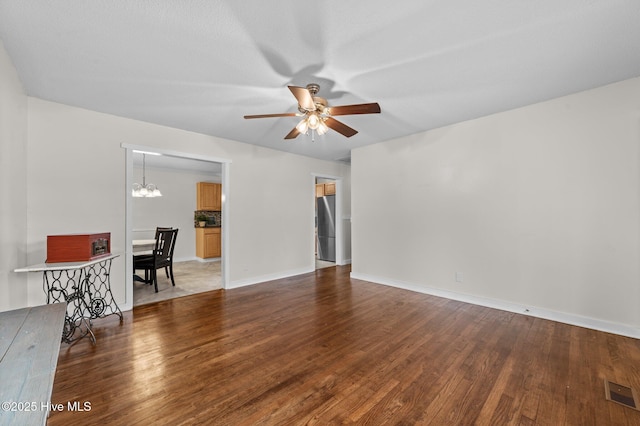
[[122, 143, 231, 308], [311, 173, 343, 266]]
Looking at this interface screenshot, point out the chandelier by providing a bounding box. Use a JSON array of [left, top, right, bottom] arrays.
[[132, 153, 162, 197]]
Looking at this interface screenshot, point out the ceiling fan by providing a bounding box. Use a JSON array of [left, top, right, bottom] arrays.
[[244, 83, 381, 139]]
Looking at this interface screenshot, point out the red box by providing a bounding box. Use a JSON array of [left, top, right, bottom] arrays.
[[46, 233, 111, 263]]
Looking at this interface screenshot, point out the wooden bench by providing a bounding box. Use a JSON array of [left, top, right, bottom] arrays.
[[0, 303, 67, 426]]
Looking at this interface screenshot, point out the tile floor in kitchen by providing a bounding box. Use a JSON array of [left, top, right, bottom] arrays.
[[133, 260, 222, 306]]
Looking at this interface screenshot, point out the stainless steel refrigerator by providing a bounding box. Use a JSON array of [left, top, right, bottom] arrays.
[[316, 194, 336, 262]]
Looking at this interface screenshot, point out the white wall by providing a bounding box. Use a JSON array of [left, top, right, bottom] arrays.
[[132, 163, 220, 261], [24, 97, 350, 309], [351, 77, 640, 337], [340, 170, 352, 263], [0, 39, 28, 311]]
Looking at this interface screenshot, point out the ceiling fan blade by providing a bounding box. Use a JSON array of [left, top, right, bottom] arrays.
[[284, 127, 301, 139], [328, 102, 381, 116], [325, 117, 358, 138], [288, 86, 316, 111], [244, 112, 298, 119]]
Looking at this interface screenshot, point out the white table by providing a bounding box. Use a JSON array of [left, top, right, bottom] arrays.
[[133, 238, 156, 254], [0, 303, 67, 425], [132, 239, 157, 284], [15, 254, 123, 344]]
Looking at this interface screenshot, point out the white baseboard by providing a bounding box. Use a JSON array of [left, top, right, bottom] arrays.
[[120, 301, 133, 312], [228, 266, 314, 290], [168, 256, 221, 263], [170, 256, 196, 262], [194, 257, 221, 263], [350, 272, 640, 340]]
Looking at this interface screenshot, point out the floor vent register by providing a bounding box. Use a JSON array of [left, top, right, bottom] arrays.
[[604, 379, 639, 411]]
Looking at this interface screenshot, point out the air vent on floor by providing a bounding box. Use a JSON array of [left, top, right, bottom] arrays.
[[604, 379, 639, 410]]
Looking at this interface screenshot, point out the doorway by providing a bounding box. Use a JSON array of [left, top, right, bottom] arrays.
[[123, 144, 231, 309], [312, 174, 342, 270]]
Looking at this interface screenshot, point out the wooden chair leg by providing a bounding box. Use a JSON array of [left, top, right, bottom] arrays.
[[153, 268, 158, 293], [169, 265, 176, 287]]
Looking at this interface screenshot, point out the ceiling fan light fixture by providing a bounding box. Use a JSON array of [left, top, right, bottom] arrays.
[[307, 113, 320, 130], [244, 83, 380, 140], [296, 118, 309, 134], [317, 120, 328, 135]]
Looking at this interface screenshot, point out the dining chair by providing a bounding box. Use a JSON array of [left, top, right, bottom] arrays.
[[133, 228, 179, 292], [156, 227, 177, 279]]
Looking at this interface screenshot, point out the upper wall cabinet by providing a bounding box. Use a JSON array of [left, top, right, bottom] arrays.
[[197, 182, 222, 211], [324, 182, 336, 195], [315, 182, 336, 198]]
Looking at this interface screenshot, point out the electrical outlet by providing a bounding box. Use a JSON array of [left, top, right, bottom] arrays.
[[455, 272, 464, 283]]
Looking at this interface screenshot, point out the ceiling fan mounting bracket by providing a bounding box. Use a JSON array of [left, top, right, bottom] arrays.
[[306, 83, 320, 95]]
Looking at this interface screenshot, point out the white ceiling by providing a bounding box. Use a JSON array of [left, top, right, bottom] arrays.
[[2, 1, 640, 162]]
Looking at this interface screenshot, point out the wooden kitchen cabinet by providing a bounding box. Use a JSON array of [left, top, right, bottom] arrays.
[[197, 182, 222, 211], [196, 227, 221, 258], [315, 182, 336, 197], [323, 182, 336, 195]]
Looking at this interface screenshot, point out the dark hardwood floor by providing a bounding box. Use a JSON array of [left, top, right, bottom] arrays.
[[49, 266, 640, 425]]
